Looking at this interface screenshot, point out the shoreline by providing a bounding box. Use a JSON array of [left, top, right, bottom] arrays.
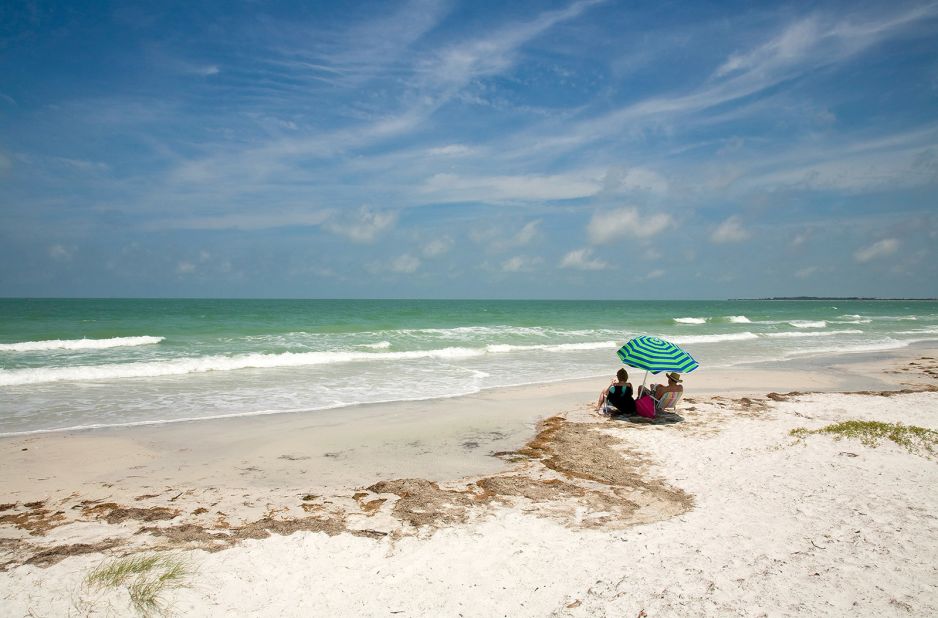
[[2, 345, 937, 615], [4, 338, 936, 440]]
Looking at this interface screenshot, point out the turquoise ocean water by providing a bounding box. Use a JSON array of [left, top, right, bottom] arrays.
[[1, 298, 937, 436]]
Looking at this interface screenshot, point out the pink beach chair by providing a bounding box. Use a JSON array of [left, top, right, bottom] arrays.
[[650, 390, 682, 414]]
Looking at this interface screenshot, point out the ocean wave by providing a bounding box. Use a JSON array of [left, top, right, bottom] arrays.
[[725, 315, 751, 323], [0, 336, 164, 352], [668, 332, 759, 344], [486, 341, 616, 354], [0, 347, 488, 386], [895, 327, 938, 335], [0, 339, 622, 387], [788, 320, 827, 328], [358, 341, 391, 349], [765, 329, 864, 339], [673, 317, 708, 324]]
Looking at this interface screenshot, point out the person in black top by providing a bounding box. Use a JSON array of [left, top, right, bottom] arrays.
[[596, 368, 635, 416]]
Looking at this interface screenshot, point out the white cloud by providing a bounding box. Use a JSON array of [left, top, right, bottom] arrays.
[[587, 207, 672, 245], [48, 244, 73, 261], [177, 261, 196, 274], [795, 266, 818, 278], [515, 220, 541, 245], [710, 216, 750, 243], [854, 238, 899, 262], [645, 269, 666, 280], [791, 230, 811, 246], [325, 206, 397, 243], [560, 248, 608, 270], [422, 237, 453, 257], [502, 255, 541, 272], [390, 254, 421, 273], [600, 166, 669, 195]]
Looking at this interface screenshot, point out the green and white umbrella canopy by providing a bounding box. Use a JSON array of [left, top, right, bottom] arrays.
[[616, 336, 699, 374]]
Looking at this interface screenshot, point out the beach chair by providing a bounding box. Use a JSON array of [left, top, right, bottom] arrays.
[[650, 390, 682, 414]]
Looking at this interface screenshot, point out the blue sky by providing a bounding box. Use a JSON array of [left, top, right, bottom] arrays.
[[1, 0, 937, 299]]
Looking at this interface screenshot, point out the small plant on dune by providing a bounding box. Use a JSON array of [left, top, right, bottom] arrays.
[[84, 552, 192, 617], [790, 420, 938, 458]]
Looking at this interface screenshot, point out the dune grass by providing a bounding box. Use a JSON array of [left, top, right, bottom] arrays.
[[85, 553, 191, 616], [791, 420, 938, 458]]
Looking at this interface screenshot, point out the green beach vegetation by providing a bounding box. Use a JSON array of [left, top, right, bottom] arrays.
[[791, 420, 938, 459], [83, 552, 192, 617]]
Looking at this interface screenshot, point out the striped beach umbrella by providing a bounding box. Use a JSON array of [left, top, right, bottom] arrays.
[[616, 336, 699, 374]]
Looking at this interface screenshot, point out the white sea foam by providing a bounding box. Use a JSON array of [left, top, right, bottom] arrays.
[[780, 338, 916, 358], [0, 336, 164, 352], [0, 339, 624, 387], [669, 332, 759, 344], [726, 315, 751, 323], [895, 327, 938, 335], [358, 341, 392, 349], [674, 317, 708, 324], [788, 320, 827, 328], [0, 347, 488, 386], [486, 341, 617, 354], [765, 329, 864, 339]]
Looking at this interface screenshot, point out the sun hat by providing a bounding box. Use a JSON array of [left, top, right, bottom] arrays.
[[665, 372, 683, 382]]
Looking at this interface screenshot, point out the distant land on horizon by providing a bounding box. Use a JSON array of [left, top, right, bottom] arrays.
[[737, 297, 938, 301]]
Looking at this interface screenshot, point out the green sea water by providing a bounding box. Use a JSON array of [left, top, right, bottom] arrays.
[[1, 298, 937, 435]]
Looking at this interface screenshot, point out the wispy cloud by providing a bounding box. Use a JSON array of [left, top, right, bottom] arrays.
[[854, 238, 899, 262], [513, 4, 938, 157], [4, 1, 938, 298], [419, 171, 602, 202], [147, 210, 331, 231]]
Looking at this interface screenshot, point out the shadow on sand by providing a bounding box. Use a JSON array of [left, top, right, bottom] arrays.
[[614, 411, 685, 425]]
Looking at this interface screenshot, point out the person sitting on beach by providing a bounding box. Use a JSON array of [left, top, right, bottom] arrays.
[[638, 371, 684, 401], [596, 368, 635, 416]]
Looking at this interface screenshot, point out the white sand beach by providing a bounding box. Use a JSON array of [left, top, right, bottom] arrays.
[[2, 346, 938, 616]]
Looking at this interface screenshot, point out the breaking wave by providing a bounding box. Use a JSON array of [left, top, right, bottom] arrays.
[[668, 332, 759, 344], [0, 336, 164, 353], [0, 340, 620, 387], [765, 329, 864, 338]]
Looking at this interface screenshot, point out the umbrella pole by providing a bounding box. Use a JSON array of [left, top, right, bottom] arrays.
[[639, 370, 649, 396]]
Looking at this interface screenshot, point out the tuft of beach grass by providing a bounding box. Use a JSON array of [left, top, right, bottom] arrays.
[[84, 552, 192, 616], [791, 420, 938, 458]]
